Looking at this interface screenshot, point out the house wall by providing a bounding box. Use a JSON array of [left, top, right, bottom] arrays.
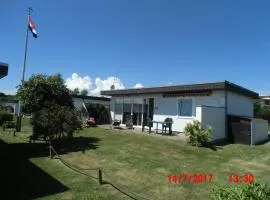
[[251, 118, 268, 145], [197, 106, 226, 141], [110, 91, 226, 132], [3, 102, 19, 115], [109, 90, 254, 135], [227, 91, 254, 117], [153, 90, 225, 132]]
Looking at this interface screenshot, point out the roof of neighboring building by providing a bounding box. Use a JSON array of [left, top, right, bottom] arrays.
[[71, 94, 111, 101], [0, 63, 8, 79], [0, 94, 19, 103], [101, 81, 259, 98]]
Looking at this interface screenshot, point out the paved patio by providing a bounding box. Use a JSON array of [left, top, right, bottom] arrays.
[[97, 125, 188, 141]]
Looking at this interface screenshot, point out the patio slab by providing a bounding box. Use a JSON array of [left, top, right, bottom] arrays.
[[97, 125, 188, 141]]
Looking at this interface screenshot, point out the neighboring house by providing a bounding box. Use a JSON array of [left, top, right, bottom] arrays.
[[260, 96, 270, 105], [72, 95, 111, 124], [0, 62, 8, 79], [101, 81, 267, 144], [3, 100, 19, 115]]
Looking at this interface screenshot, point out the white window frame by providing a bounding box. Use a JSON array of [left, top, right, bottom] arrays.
[[177, 98, 194, 118]]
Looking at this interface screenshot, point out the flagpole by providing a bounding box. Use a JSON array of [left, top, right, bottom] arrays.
[[16, 7, 33, 132]]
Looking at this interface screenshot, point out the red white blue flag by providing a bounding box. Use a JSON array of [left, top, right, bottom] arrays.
[[28, 17, 37, 38]]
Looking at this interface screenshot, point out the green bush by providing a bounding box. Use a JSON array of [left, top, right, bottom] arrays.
[[31, 101, 81, 145], [0, 111, 13, 126], [184, 120, 212, 146], [211, 183, 270, 200]]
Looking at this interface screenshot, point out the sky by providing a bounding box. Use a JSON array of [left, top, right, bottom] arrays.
[[1, 0, 270, 95]]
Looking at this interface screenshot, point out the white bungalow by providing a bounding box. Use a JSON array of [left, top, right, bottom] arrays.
[[101, 81, 268, 145]]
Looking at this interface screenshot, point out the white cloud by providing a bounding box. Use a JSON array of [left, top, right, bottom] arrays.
[[65, 73, 92, 92], [133, 83, 143, 88], [65, 73, 125, 96], [89, 77, 125, 96], [165, 82, 173, 86]]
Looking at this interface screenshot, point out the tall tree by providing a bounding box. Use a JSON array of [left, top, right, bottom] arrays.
[[17, 74, 74, 114], [17, 74, 81, 146]]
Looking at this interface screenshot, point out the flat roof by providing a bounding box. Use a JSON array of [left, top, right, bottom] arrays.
[[101, 81, 259, 98], [0, 63, 8, 79], [71, 94, 111, 101], [260, 96, 270, 99]]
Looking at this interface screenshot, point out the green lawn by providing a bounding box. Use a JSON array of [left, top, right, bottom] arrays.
[[0, 119, 270, 200]]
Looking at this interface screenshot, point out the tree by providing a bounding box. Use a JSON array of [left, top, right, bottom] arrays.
[[31, 101, 81, 145], [80, 89, 88, 96], [17, 74, 81, 146], [254, 99, 270, 123], [254, 99, 263, 118], [70, 88, 80, 95], [17, 74, 74, 114]]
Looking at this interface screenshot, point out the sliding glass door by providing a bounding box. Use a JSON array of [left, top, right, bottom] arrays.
[[123, 101, 132, 124], [133, 103, 142, 125], [114, 98, 152, 127]]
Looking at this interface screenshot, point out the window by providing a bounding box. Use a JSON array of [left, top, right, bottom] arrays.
[[123, 103, 132, 124], [115, 103, 122, 115], [178, 99, 192, 117]]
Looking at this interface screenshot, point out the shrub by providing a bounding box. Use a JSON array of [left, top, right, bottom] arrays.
[[0, 111, 13, 126], [210, 183, 270, 200], [31, 102, 81, 145], [184, 120, 212, 146]]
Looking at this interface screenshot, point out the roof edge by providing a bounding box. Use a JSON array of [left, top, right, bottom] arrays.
[[101, 80, 258, 98]]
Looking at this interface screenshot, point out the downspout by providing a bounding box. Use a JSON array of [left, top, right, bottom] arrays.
[[225, 89, 228, 141], [250, 120, 253, 145]]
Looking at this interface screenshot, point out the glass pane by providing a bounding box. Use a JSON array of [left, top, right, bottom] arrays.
[[179, 99, 192, 116], [115, 98, 123, 104], [123, 103, 132, 124], [115, 103, 122, 115], [133, 104, 142, 125], [133, 104, 142, 113], [123, 104, 131, 112]]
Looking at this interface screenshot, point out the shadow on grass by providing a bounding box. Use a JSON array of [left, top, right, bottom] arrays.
[[0, 136, 101, 199], [24, 136, 101, 158], [51, 136, 100, 156], [0, 139, 66, 200], [200, 140, 233, 151], [202, 144, 223, 151]]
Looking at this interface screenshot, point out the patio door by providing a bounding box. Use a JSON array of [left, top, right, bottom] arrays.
[[133, 104, 142, 125], [149, 98, 154, 121], [143, 99, 148, 126], [142, 98, 154, 127], [122, 102, 132, 124]]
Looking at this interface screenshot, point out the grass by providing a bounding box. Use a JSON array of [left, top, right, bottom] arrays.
[[0, 119, 270, 200]]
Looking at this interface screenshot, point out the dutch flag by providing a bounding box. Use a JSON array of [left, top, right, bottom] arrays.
[[28, 17, 37, 38]]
